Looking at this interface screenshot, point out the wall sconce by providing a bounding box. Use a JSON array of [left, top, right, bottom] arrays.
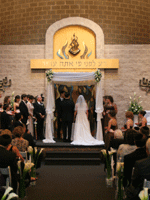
[[0, 77, 12, 92], [139, 78, 150, 94]]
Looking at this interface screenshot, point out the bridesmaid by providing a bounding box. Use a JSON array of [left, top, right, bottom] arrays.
[[27, 95, 35, 136], [136, 110, 147, 128], [13, 95, 20, 113], [104, 110, 118, 150], [103, 96, 117, 129], [121, 111, 133, 132]]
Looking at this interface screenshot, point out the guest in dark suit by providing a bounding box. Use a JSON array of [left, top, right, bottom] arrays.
[[13, 113, 24, 128], [124, 133, 147, 188], [125, 138, 150, 199], [60, 92, 75, 142], [34, 95, 45, 140], [55, 91, 65, 139], [1, 104, 12, 130], [19, 94, 29, 126], [0, 134, 18, 192]]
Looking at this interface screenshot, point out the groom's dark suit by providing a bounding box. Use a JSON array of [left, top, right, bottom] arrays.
[[60, 98, 75, 142]]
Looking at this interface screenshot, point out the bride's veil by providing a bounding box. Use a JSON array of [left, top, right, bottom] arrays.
[[75, 95, 87, 112]]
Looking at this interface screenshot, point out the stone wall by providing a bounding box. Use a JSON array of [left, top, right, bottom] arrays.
[[0, 0, 150, 45], [0, 44, 150, 127]]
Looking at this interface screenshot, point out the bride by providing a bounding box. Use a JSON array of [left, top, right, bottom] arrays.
[[71, 95, 104, 146]]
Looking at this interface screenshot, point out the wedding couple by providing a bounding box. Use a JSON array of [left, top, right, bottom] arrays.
[[60, 92, 103, 145]]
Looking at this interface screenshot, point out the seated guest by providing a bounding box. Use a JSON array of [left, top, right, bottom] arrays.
[[123, 133, 147, 188], [140, 126, 149, 139], [0, 134, 18, 192], [117, 129, 137, 161], [135, 110, 147, 128], [23, 124, 35, 148], [125, 138, 150, 199], [1, 129, 24, 162], [1, 104, 12, 130], [114, 129, 123, 139], [121, 111, 133, 132], [104, 110, 117, 150], [12, 126, 29, 152], [13, 113, 24, 128]]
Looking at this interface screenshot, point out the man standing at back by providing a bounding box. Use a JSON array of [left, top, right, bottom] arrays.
[[55, 90, 65, 140], [60, 92, 75, 142], [34, 95, 45, 140], [19, 94, 29, 126]]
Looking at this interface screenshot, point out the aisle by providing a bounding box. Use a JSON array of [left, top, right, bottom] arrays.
[[26, 164, 115, 200]]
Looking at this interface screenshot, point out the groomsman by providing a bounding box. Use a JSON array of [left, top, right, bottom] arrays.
[[19, 94, 29, 126], [55, 90, 65, 139], [34, 95, 45, 140], [60, 92, 75, 142]]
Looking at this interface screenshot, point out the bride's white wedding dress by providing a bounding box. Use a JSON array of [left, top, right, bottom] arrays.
[[71, 95, 104, 146]]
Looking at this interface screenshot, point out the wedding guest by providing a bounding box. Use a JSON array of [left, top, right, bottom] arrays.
[[34, 95, 45, 140], [117, 129, 137, 161], [125, 138, 150, 199], [121, 111, 133, 132], [55, 91, 65, 139], [13, 95, 20, 114], [114, 129, 123, 139], [1, 104, 12, 130], [12, 126, 29, 152], [1, 129, 24, 162], [104, 110, 117, 150], [0, 134, 18, 192], [27, 95, 35, 137], [123, 133, 147, 187], [140, 126, 149, 140], [19, 94, 29, 126], [23, 124, 35, 148], [135, 110, 147, 128], [13, 113, 24, 128]]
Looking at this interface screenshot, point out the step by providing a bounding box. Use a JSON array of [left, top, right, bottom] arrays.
[[45, 158, 101, 165], [45, 151, 101, 158]]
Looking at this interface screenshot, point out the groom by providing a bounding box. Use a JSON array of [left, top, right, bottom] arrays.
[[60, 92, 75, 142]]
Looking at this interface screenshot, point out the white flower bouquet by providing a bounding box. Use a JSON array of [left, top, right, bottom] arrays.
[[116, 162, 124, 200], [94, 69, 102, 82], [128, 92, 143, 114], [46, 69, 53, 82], [18, 161, 34, 198], [1, 187, 18, 200]]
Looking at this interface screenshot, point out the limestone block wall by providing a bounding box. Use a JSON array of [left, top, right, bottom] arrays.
[[0, 44, 150, 127], [0, 0, 150, 45]]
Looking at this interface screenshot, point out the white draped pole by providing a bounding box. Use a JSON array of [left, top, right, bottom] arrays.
[[43, 81, 56, 143], [95, 81, 104, 142]]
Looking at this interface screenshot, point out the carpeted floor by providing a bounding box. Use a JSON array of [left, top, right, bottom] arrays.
[[26, 164, 116, 200]]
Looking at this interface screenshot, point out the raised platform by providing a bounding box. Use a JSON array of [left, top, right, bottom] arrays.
[[35, 139, 105, 165]]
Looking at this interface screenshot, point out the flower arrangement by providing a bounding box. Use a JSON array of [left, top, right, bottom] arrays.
[[18, 161, 34, 198], [101, 149, 116, 180], [139, 188, 148, 200], [46, 69, 53, 82], [128, 92, 143, 115], [94, 69, 102, 82], [1, 187, 18, 200], [116, 162, 124, 200]]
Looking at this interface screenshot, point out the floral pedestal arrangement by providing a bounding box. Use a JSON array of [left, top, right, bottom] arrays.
[[106, 176, 113, 187]]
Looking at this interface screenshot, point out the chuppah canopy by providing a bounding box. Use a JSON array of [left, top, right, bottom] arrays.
[[43, 72, 104, 144]]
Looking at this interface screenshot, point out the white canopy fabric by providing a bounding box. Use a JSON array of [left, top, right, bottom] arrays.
[[43, 72, 104, 144]]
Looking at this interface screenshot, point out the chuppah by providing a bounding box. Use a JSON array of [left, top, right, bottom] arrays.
[[42, 69, 104, 145]]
